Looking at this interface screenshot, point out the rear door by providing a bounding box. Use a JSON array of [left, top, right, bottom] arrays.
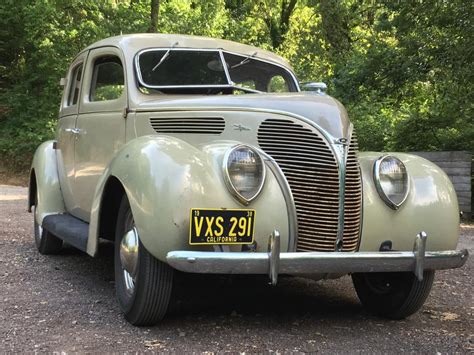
[[72, 46, 127, 221], [56, 52, 88, 214]]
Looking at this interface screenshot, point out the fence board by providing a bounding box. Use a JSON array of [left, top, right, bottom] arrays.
[[412, 151, 471, 162]]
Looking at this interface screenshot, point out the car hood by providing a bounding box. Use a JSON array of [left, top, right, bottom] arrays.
[[133, 93, 351, 139]]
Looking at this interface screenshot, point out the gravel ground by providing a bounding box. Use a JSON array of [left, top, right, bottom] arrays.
[[1, 184, 472, 352]]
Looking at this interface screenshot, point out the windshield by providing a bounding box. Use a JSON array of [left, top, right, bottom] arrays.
[[138, 50, 228, 86], [136, 49, 298, 94], [222, 52, 296, 92]]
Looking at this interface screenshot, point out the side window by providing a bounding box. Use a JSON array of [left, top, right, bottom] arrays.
[[268, 75, 289, 93], [67, 64, 83, 106], [90, 56, 124, 102]]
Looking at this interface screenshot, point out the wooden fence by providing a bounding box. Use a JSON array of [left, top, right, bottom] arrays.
[[411, 151, 472, 217]]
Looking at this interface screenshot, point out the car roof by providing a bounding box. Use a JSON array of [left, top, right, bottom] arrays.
[[83, 33, 292, 69]]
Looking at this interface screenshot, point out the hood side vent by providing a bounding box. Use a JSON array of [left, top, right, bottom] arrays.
[[150, 117, 225, 134]]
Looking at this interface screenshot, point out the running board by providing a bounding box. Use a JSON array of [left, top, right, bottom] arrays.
[[42, 214, 89, 252]]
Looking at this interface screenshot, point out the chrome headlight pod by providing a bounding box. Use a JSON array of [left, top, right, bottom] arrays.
[[223, 144, 266, 204], [374, 155, 409, 209]]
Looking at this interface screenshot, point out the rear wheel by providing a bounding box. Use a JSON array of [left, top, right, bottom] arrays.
[[352, 271, 435, 319], [33, 192, 62, 254], [114, 194, 173, 325]]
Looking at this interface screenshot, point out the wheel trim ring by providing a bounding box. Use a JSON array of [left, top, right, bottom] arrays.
[[120, 223, 139, 295]]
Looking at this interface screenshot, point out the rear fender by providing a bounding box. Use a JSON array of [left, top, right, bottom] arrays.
[[29, 141, 66, 224]]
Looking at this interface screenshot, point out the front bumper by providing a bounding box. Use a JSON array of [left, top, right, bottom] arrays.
[[166, 231, 469, 285]]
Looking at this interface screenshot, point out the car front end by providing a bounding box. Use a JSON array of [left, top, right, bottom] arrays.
[[89, 34, 470, 323]]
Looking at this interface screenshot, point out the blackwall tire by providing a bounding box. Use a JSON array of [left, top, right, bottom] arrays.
[[33, 192, 62, 255], [114, 194, 173, 326], [352, 271, 435, 319]]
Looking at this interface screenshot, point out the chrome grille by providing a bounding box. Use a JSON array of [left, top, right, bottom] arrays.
[[257, 119, 362, 252], [150, 117, 225, 134], [343, 134, 362, 251]]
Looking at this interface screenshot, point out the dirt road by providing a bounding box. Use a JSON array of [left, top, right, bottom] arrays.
[[1, 185, 472, 352]]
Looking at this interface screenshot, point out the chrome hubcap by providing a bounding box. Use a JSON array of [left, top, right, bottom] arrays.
[[120, 227, 139, 293]]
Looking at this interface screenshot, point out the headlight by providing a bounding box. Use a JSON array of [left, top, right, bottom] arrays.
[[374, 155, 409, 209], [223, 145, 266, 204]]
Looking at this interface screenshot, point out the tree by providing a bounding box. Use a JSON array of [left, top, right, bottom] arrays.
[[148, 0, 160, 32], [0, 0, 472, 173], [260, 0, 298, 49]]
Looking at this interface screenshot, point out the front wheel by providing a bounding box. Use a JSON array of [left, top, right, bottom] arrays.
[[352, 271, 435, 319], [114, 195, 174, 326]]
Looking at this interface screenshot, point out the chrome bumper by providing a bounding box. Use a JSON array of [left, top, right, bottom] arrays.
[[166, 231, 469, 285]]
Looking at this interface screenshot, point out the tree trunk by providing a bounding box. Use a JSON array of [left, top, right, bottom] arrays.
[[262, 0, 298, 49], [319, 0, 351, 56], [148, 0, 160, 33]]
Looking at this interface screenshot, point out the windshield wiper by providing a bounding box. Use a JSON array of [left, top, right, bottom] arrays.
[[230, 51, 258, 69], [152, 41, 179, 72]]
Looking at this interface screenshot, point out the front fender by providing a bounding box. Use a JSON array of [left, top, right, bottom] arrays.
[[87, 135, 290, 259], [29, 141, 66, 224], [359, 152, 459, 251]]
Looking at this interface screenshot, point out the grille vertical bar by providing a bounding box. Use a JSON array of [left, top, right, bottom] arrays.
[[257, 119, 362, 252], [342, 133, 362, 251]]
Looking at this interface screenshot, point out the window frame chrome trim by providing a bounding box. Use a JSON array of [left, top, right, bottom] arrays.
[[219, 50, 233, 85], [134, 47, 300, 92]]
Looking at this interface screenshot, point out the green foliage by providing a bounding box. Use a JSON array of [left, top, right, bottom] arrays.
[[160, 0, 229, 37], [0, 0, 148, 171], [328, 0, 474, 151], [0, 0, 472, 172]]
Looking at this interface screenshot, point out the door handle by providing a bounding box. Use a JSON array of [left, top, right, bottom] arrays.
[[64, 128, 82, 135]]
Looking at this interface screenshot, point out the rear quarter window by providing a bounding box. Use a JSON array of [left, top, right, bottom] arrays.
[[67, 64, 83, 106]]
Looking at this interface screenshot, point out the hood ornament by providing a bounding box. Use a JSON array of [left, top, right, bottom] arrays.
[[332, 137, 349, 165], [233, 124, 251, 132]]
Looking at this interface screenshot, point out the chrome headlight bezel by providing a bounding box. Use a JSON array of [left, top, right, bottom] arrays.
[[223, 144, 266, 205], [373, 155, 410, 210]]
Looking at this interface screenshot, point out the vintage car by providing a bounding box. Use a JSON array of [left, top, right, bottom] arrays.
[[29, 34, 468, 326]]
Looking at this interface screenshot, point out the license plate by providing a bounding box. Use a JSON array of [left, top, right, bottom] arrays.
[[189, 208, 256, 245]]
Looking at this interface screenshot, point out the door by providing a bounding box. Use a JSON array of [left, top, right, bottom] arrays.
[[56, 53, 87, 214], [72, 47, 127, 221]]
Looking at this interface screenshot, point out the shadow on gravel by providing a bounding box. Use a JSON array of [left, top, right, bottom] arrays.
[[170, 274, 361, 318], [44, 240, 362, 322]]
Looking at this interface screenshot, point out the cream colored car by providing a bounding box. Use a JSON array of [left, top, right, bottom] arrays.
[[29, 34, 468, 326]]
